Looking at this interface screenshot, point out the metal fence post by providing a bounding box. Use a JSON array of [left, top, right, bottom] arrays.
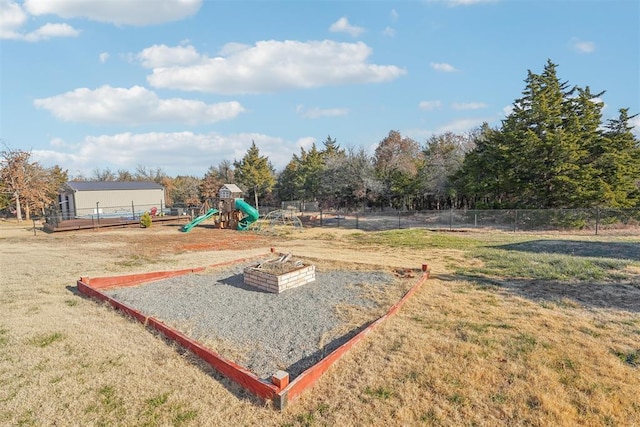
[[514, 209, 518, 232], [449, 208, 453, 231], [398, 211, 401, 229], [132, 201, 135, 220], [595, 207, 600, 235]]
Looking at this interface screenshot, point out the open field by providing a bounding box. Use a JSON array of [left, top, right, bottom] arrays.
[[1, 220, 639, 426]]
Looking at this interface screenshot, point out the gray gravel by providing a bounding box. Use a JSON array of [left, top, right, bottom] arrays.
[[104, 262, 395, 379]]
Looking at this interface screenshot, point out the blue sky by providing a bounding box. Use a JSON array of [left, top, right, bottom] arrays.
[[1, 0, 638, 178]]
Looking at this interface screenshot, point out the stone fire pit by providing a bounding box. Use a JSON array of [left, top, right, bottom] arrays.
[[244, 254, 315, 293]]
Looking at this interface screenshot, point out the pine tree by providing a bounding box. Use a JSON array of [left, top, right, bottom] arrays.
[[233, 141, 276, 204], [275, 154, 305, 202], [299, 143, 325, 201], [455, 60, 637, 209], [596, 109, 640, 207]]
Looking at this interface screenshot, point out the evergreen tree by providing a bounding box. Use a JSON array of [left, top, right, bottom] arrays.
[[299, 143, 325, 201], [596, 109, 640, 207], [233, 141, 276, 204], [275, 155, 305, 202], [452, 124, 510, 208], [455, 60, 637, 209], [321, 135, 343, 156]]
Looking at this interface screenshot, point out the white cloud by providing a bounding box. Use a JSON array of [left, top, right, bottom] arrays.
[[592, 97, 606, 109], [418, 100, 442, 110], [630, 115, 640, 137], [218, 42, 250, 56], [296, 105, 349, 119], [34, 85, 245, 125], [23, 22, 79, 41], [99, 52, 109, 63], [33, 131, 300, 176], [0, 0, 80, 41], [430, 62, 458, 72], [0, 0, 27, 39], [436, 117, 491, 133], [137, 44, 203, 68], [23, 0, 202, 26], [390, 9, 399, 21], [502, 105, 514, 116], [383, 26, 395, 37], [452, 102, 487, 110], [296, 137, 316, 152], [571, 38, 595, 54], [329, 17, 365, 37], [144, 41, 406, 95]]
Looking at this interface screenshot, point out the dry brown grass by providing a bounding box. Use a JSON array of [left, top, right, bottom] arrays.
[[1, 220, 638, 426]]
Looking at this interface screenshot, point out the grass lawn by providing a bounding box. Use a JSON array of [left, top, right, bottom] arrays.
[[1, 222, 638, 426]]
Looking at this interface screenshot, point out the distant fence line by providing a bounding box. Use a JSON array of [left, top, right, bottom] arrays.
[[293, 208, 640, 235], [43, 202, 640, 235]]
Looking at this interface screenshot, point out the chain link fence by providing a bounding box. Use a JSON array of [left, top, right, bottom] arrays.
[[299, 208, 640, 235]]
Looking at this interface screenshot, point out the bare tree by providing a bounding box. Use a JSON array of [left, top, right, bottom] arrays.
[[0, 145, 58, 221], [0, 146, 30, 221]]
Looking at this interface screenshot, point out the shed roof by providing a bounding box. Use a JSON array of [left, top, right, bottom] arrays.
[[65, 181, 164, 191]]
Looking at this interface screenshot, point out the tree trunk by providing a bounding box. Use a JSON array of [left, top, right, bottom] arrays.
[[14, 191, 22, 222]]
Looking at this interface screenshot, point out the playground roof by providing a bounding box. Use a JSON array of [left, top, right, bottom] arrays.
[[220, 184, 243, 193]]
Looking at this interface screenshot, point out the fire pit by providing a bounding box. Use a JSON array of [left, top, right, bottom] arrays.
[[244, 253, 315, 293]]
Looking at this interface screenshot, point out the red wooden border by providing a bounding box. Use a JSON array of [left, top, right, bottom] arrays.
[[146, 317, 279, 400], [77, 280, 149, 324], [279, 271, 430, 403], [82, 268, 205, 290], [77, 252, 429, 410]]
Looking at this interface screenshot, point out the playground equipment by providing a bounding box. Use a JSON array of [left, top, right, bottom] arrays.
[[246, 209, 304, 232], [180, 208, 219, 232], [180, 184, 260, 232], [235, 199, 259, 230]]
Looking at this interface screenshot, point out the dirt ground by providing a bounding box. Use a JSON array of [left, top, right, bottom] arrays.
[[1, 219, 638, 426]]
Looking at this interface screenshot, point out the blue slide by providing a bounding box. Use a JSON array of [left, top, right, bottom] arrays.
[[180, 208, 218, 232], [234, 199, 259, 230]]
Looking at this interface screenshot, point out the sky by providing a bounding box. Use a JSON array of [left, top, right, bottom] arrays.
[[1, 0, 638, 179]]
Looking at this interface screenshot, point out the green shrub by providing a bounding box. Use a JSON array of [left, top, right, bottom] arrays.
[[140, 212, 152, 228]]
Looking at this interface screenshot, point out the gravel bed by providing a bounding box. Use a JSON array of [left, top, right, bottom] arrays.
[[104, 262, 396, 379]]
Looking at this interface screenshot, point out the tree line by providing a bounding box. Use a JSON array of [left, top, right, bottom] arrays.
[[2, 60, 639, 221]]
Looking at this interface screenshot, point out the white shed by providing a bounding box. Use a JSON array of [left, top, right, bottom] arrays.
[[58, 181, 165, 219]]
